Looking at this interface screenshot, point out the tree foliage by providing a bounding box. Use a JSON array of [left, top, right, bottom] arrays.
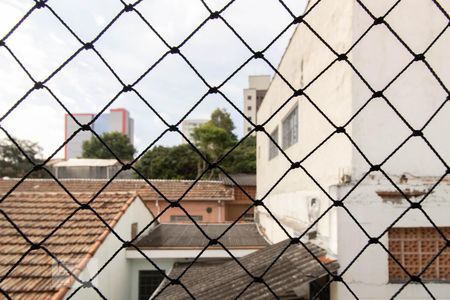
[[221, 136, 256, 174], [135, 108, 256, 179], [0, 138, 45, 178], [81, 132, 135, 161], [135, 144, 198, 179], [209, 109, 235, 135]]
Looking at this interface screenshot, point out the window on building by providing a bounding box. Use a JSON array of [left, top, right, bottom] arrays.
[[388, 227, 450, 282], [247, 127, 252, 132], [282, 105, 298, 149], [139, 270, 165, 300], [269, 127, 279, 160], [247, 106, 252, 110], [247, 95, 252, 100], [170, 215, 203, 222], [243, 213, 254, 222]]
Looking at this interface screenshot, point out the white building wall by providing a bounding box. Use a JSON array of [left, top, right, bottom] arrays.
[[350, 0, 450, 180], [243, 88, 257, 134], [256, 0, 449, 299], [332, 180, 450, 299], [66, 114, 94, 159], [129, 259, 174, 300], [65, 197, 155, 300], [256, 0, 354, 244], [243, 75, 271, 135]]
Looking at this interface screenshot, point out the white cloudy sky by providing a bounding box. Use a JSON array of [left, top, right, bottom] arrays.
[[0, 0, 307, 158]]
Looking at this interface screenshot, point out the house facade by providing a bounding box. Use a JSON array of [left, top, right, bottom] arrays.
[[0, 178, 235, 224], [220, 174, 257, 222], [0, 189, 155, 299], [0, 179, 266, 299], [256, 0, 449, 299]]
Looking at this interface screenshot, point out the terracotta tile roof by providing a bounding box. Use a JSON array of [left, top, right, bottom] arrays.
[[0, 179, 234, 203], [0, 191, 142, 300], [157, 240, 338, 299], [135, 223, 268, 249]]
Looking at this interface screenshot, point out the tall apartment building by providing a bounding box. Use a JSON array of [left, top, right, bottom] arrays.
[[243, 75, 271, 135], [181, 119, 208, 143], [64, 108, 134, 159]]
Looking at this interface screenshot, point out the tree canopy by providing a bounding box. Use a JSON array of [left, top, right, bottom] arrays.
[[135, 144, 198, 179], [81, 132, 135, 161], [0, 137, 45, 178], [135, 108, 256, 179]]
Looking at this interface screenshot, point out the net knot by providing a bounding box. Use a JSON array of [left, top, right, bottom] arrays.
[[34, 82, 44, 90], [374, 17, 384, 25], [253, 52, 264, 59], [336, 127, 346, 133], [254, 125, 264, 132], [124, 4, 134, 12], [337, 53, 347, 61], [210, 11, 220, 19], [84, 42, 94, 50]]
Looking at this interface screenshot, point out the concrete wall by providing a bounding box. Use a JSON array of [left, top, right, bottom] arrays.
[[332, 179, 450, 299], [350, 0, 450, 180], [243, 75, 271, 135], [256, 0, 449, 298], [66, 197, 155, 300], [256, 0, 449, 247], [256, 0, 354, 243], [65, 114, 94, 159]]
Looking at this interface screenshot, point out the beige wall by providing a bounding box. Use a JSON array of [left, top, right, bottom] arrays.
[[145, 200, 225, 223], [256, 0, 354, 242], [66, 197, 155, 300], [256, 0, 449, 299]]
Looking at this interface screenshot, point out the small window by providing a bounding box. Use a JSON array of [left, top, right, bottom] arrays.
[[282, 105, 298, 149], [269, 127, 279, 160], [247, 95, 252, 100], [170, 215, 203, 222], [248, 116, 252, 121], [139, 270, 165, 300], [247, 127, 252, 132], [243, 213, 254, 222], [247, 106, 252, 110]]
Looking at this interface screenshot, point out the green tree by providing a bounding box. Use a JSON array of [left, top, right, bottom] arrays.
[[134, 108, 256, 179], [192, 122, 236, 162], [209, 108, 235, 134], [0, 138, 45, 178], [82, 132, 135, 161], [222, 136, 256, 174], [190, 108, 256, 178], [135, 144, 198, 179]]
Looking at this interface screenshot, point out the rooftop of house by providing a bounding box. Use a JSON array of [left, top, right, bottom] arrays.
[[0, 178, 234, 203], [134, 223, 268, 250], [155, 239, 338, 299], [219, 173, 256, 187], [0, 191, 146, 299]]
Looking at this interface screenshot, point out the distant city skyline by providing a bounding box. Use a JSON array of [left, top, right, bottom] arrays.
[[64, 108, 134, 159], [0, 0, 308, 158]]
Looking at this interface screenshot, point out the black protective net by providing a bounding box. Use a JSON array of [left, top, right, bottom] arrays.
[[0, 0, 449, 299]]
